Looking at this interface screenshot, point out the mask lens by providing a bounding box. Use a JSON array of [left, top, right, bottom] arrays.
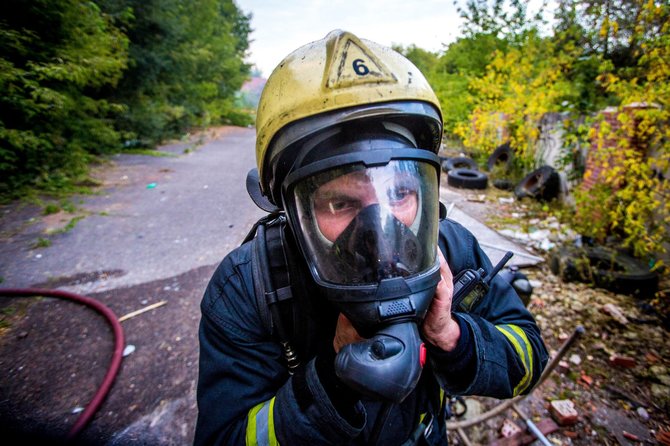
[[293, 160, 438, 285]]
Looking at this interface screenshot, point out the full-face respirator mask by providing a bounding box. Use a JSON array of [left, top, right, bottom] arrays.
[[280, 127, 442, 403]]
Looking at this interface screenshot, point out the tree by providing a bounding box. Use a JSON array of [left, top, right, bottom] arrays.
[[456, 0, 546, 41], [0, 0, 128, 196], [99, 0, 252, 143], [572, 0, 670, 262], [392, 44, 439, 75], [454, 33, 575, 168]]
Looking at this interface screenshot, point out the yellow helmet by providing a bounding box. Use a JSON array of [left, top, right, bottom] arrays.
[[256, 30, 443, 205]]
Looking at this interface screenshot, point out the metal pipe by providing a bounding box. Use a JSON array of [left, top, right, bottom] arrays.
[[512, 403, 553, 446], [447, 325, 584, 430]]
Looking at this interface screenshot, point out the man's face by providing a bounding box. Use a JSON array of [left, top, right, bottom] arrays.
[[312, 170, 419, 242]]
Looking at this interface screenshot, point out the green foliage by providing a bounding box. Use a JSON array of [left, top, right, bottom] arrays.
[[432, 0, 669, 263], [392, 44, 439, 75], [454, 33, 577, 169], [100, 0, 252, 143], [0, 0, 129, 198], [572, 0, 670, 262], [0, 0, 251, 200], [396, 33, 508, 137], [33, 237, 52, 248], [457, 0, 545, 39]]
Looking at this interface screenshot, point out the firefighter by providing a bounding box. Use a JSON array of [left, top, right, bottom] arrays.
[[195, 30, 548, 445]]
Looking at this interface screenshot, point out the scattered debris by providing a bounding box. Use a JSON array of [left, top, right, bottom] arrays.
[[118, 301, 168, 322], [622, 430, 641, 441], [122, 345, 136, 357], [645, 351, 662, 363], [146, 183, 157, 189], [466, 194, 487, 202], [557, 360, 570, 373], [72, 406, 84, 414], [490, 419, 559, 446], [549, 400, 579, 426], [657, 429, 670, 446], [608, 354, 637, 368], [604, 385, 647, 409], [500, 418, 522, 438], [636, 407, 649, 421], [578, 372, 593, 387], [601, 303, 629, 325]]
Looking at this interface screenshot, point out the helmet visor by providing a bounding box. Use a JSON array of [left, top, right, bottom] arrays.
[[292, 160, 439, 285]]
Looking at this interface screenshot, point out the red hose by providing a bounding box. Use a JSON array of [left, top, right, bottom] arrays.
[[0, 288, 125, 439]]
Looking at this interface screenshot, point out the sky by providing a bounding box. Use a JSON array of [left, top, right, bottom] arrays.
[[235, 0, 465, 77]]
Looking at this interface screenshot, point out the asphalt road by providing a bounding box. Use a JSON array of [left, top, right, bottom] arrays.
[[0, 126, 265, 293], [0, 126, 265, 445]]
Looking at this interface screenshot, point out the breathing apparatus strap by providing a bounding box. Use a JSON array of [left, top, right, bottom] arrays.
[[250, 214, 301, 373]]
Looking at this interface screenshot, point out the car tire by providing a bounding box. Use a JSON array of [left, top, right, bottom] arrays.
[[444, 157, 478, 172], [487, 142, 513, 171], [447, 168, 488, 189], [549, 246, 659, 297], [492, 178, 514, 190], [514, 166, 560, 201]]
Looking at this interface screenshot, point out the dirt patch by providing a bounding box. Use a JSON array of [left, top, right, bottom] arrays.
[[0, 264, 215, 445]]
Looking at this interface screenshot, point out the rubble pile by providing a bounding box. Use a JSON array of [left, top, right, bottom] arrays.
[[449, 194, 670, 445]]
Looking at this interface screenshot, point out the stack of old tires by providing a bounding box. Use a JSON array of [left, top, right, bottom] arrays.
[[442, 156, 488, 190], [486, 142, 561, 201]]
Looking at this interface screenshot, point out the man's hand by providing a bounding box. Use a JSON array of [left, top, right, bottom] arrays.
[[333, 313, 365, 353], [422, 250, 461, 352]]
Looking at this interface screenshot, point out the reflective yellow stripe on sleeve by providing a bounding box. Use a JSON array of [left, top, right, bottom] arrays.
[[246, 397, 279, 446], [495, 324, 534, 396]]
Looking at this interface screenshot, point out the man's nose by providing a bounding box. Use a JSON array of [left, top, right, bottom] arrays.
[[359, 187, 379, 208]]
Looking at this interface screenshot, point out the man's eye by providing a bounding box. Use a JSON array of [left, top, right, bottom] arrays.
[[328, 200, 353, 213], [388, 187, 414, 203]]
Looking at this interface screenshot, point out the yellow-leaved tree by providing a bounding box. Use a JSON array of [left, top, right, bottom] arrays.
[[454, 34, 574, 171], [573, 0, 670, 265]]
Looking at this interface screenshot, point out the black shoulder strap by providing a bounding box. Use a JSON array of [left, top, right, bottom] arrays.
[[249, 214, 301, 372]]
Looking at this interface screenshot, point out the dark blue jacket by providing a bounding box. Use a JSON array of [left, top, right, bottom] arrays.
[[195, 219, 548, 445]]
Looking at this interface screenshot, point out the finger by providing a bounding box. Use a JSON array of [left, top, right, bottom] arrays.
[[435, 250, 453, 301], [338, 312, 352, 328], [438, 249, 453, 282], [333, 313, 365, 353]]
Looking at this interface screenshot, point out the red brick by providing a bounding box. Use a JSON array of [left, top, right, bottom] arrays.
[[549, 400, 579, 426], [609, 354, 637, 368]]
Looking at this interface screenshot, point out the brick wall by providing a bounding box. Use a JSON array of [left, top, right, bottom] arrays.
[[581, 103, 655, 190], [582, 107, 621, 190]]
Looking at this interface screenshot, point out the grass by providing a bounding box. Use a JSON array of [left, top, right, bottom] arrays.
[[0, 301, 34, 335], [42, 199, 78, 216], [121, 149, 176, 158], [56, 216, 84, 234], [33, 237, 52, 248]]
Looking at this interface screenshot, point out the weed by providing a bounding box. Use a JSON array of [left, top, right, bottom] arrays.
[[122, 149, 175, 158], [43, 204, 61, 215], [60, 200, 76, 213], [61, 216, 84, 233], [33, 237, 52, 248], [0, 305, 17, 331]]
